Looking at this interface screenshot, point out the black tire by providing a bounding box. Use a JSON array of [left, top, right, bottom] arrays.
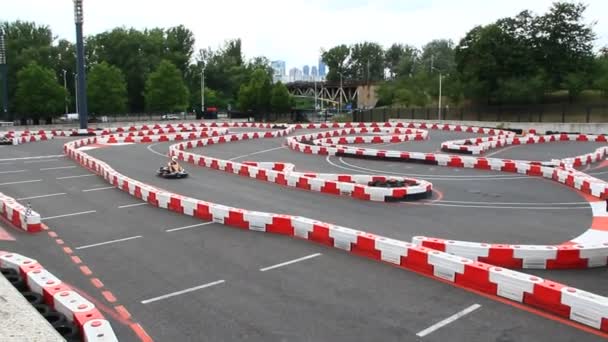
[[45, 311, 68, 328], [34, 303, 51, 316], [22, 291, 44, 305], [1, 268, 18, 277], [5, 274, 27, 291], [54, 323, 80, 342]]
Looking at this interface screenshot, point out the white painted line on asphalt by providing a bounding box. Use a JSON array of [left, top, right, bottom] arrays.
[[141, 280, 225, 304], [146, 143, 167, 157], [0, 162, 15, 166], [0, 179, 42, 186], [40, 166, 76, 171], [17, 193, 67, 201], [82, 186, 115, 192], [23, 159, 60, 164], [485, 145, 518, 157], [416, 304, 481, 338], [56, 174, 96, 180], [75, 235, 143, 250], [165, 222, 215, 232], [0, 169, 27, 174], [260, 253, 322, 272], [42, 210, 97, 221], [0, 155, 64, 162], [118, 203, 147, 209], [229, 146, 286, 161]]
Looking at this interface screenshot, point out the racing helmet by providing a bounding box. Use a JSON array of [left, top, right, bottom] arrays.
[[171, 156, 177, 162]]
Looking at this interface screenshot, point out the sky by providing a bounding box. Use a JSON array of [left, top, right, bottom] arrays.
[[4, 0, 608, 71]]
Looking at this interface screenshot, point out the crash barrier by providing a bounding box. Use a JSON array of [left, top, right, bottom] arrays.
[[0, 251, 118, 341], [0, 192, 41, 233], [167, 126, 432, 202], [285, 123, 608, 200], [441, 133, 608, 155], [63, 135, 608, 335]]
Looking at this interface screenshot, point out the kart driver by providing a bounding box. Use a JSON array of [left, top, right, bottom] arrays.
[[168, 156, 182, 173]]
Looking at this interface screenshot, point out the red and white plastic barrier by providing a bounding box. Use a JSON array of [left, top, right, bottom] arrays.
[[0, 251, 118, 341], [62, 131, 608, 334], [0, 192, 41, 233], [167, 126, 432, 202]]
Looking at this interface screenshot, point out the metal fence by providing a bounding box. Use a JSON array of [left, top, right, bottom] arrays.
[[355, 104, 608, 123]]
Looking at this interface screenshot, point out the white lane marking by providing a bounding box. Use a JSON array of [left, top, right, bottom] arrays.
[[56, 174, 96, 180], [82, 186, 115, 192], [165, 222, 215, 232], [0, 155, 64, 162], [260, 253, 322, 272], [17, 193, 67, 201], [484, 145, 519, 157], [40, 166, 76, 171], [435, 199, 587, 205], [0, 179, 42, 186], [416, 304, 481, 337], [0, 162, 15, 165], [42, 210, 97, 221], [229, 146, 286, 161], [0, 169, 27, 174], [141, 280, 225, 304], [423, 203, 587, 210], [75, 235, 143, 250], [118, 203, 147, 209], [146, 143, 167, 157], [23, 159, 60, 164]]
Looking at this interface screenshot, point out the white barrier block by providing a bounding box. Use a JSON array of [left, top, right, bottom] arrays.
[[445, 240, 490, 261], [83, 319, 119, 342], [27, 269, 62, 295], [53, 290, 95, 320], [513, 245, 558, 269], [209, 204, 230, 224], [489, 267, 542, 302], [328, 225, 358, 251], [243, 211, 274, 232], [375, 237, 411, 264], [561, 287, 608, 329], [428, 250, 472, 282]]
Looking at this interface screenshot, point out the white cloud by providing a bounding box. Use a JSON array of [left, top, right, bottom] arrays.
[[4, 0, 607, 70]]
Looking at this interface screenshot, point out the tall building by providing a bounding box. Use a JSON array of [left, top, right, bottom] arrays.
[[311, 66, 318, 81], [318, 59, 327, 78], [271, 60, 286, 83], [289, 67, 303, 82], [303, 65, 310, 78]]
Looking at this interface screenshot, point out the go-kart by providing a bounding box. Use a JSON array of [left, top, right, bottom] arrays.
[[157, 166, 188, 179]]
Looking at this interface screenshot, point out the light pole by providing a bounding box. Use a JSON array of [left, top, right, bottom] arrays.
[[73, 0, 88, 131], [0, 28, 9, 122], [74, 73, 78, 114], [62, 69, 68, 114], [200, 65, 205, 115], [338, 71, 343, 115], [438, 73, 442, 120]]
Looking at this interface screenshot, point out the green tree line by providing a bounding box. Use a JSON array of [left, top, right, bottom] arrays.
[[0, 23, 293, 123], [320, 2, 608, 107]]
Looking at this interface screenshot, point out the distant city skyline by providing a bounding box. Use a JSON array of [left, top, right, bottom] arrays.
[[271, 58, 326, 82]]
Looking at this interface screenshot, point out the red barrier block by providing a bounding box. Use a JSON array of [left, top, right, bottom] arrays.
[[267, 215, 294, 235], [352, 233, 381, 260], [307, 223, 334, 246], [401, 247, 434, 275], [195, 202, 212, 220], [479, 245, 522, 268], [296, 177, 311, 190], [524, 280, 570, 318], [352, 186, 370, 200], [275, 173, 287, 185], [420, 239, 446, 252], [456, 262, 498, 295], [169, 197, 184, 214], [546, 246, 587, 269], [226, 209, 249, 229]]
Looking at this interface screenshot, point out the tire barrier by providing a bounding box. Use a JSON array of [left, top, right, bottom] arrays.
[[62, 129, 608, 335], [0, 251, 118, 342], [0, 192, 42, 233]]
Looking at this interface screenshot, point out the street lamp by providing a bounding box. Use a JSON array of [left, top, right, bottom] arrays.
[[0, 28, 9, 122], [62, 69, 68, 114], [73, 0, 88, 131], [430, 56, 445, 121], [200, 65, 205, 115], [338, 71, 344, 115]]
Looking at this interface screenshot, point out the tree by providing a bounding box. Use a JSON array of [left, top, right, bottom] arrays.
[[14, 62, 66, 123], [321, 45, 350, 81], [562, 72, 588, 102], [419, 39, 456, 74], [88, 62, 128, 115], [348, 42, 385, 82], [237, 68, 272, 114], [535, 2, 596, 89], [270, 82, 291, 113], [594, 56, 608, 97], [144, 60, 189, 112]]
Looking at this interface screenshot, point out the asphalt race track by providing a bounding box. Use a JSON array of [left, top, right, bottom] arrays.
[[1, 125, 608, 342]]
